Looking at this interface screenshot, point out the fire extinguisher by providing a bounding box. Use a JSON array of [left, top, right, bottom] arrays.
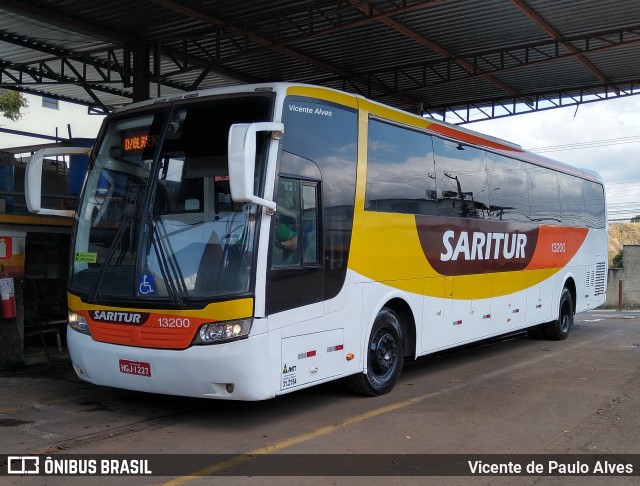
[[0, 277, 16, 319]]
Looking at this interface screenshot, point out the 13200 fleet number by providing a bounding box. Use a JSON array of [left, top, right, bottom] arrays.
[[157, 317, 191, 328]]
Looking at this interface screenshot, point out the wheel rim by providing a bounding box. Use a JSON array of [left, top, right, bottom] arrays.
[[370, 328, 398, 380], [560, 300, 571, 333]]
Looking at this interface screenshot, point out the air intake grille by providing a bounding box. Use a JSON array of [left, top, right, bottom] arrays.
[[595, 262, 606, 296], [585, 270, 593, 288]]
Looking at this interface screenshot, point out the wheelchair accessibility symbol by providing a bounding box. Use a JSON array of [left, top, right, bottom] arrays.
[[139, 274, 155, 295]]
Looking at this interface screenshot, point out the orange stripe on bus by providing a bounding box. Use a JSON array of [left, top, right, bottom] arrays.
[[526, 226, 588, 270], [426, 124, 521, 152], [87, 312, 212, 349]]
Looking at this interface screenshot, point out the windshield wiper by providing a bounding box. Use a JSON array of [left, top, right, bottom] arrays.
[[88, 187, 140, 303], [149, 216, 187, 307]]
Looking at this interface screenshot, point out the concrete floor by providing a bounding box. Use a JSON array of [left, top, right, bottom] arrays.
[[0, 311, 638, 485]]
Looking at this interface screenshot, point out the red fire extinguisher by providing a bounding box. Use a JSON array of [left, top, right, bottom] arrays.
[[0, 277, 16, 319]]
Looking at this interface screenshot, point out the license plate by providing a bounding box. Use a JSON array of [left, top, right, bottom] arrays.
[[119, 359, 151, 377]]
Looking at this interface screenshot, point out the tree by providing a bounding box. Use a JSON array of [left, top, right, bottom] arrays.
[[612, 249, 624, 268], [0, 90, 28, 122], [631, 215, 640, 223]]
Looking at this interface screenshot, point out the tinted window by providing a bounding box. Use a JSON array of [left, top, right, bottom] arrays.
[[433, 139, 488, 218], [279, 151, 322, 180], [583, 180, 606, 228], [366, 120, 436, 215], [557, 172, 585, 226], [486, 152, 530, 222], [302, 184, 319, 264], [282, 97, 357, 298], [527, 166, 561, 223], [486, 152, 526, 172]]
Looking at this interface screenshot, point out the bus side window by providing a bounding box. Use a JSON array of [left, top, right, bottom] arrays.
[[583, 179, 605, 228], [527, 166, 561, 224], [486, 152, 530, 223], [433, 138, 488, 219], [557, 172, 585, 226]]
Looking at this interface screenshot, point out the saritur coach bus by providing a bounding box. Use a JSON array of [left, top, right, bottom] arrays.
[[25, 83, 607, 400]]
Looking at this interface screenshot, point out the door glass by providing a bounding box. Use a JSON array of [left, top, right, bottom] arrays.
[[302, 184, 318, 264], [273, 179, 301, 267]]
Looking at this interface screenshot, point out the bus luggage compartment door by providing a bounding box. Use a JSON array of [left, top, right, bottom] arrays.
[[280, 329, 344, 391]]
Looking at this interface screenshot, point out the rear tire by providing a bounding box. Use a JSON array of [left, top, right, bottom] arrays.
[[349, 308, 405, 397], [542, 287, 573, 341]]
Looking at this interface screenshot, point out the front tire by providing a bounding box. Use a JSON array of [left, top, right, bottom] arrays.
[[542, 287, 574, 341], [349, 308, 405, 397]]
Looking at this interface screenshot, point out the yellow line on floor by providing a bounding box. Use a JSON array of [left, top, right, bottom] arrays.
[[159, 336, 603, 484], [159, 389, 456, 485]]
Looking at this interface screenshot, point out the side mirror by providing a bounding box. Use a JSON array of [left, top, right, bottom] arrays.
[[228, 122, 284, 211], [26, 146, 91, 217]]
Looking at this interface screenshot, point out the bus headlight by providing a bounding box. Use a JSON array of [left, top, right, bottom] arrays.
[[193, 319, 252, 345], [68, 311, 91, 336]]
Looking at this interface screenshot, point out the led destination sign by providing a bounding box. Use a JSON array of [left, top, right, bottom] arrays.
[[122, 134, 158, 152]]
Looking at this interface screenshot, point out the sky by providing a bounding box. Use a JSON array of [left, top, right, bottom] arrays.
[[470, 96, 640, 222], [2, 92, 639, 221]]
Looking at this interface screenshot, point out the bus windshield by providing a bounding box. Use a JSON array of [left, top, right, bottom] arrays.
[[69, 95, 273, 305]]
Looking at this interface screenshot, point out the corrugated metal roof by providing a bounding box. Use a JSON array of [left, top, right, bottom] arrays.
[[2, 0, 640, 122]]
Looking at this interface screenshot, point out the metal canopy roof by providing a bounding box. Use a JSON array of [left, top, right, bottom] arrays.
[[2, 0, 640, 124]]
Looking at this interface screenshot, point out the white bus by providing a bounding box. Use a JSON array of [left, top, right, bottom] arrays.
[[26, 83, 607, 400]]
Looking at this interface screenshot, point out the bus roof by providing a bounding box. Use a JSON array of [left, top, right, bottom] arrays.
[[114, 82, 604, 185]]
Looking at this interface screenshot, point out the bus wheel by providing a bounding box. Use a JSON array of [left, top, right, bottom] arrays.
[[543, 288, 573, 341], [350, 308, 405, 396]]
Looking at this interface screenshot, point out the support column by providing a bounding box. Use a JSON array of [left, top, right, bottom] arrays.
[[132, 43, 150, 103]]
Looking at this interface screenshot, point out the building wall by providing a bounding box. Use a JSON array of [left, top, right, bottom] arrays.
[[603, 244, 640, 309], [0, 93, 103, 150]]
